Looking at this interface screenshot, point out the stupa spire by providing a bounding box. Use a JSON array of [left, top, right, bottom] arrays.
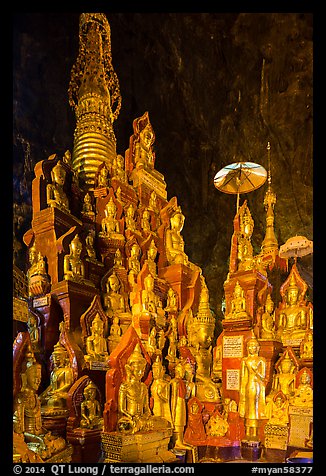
[[261, 142, 278, 254], [68, 13, 122, 191]]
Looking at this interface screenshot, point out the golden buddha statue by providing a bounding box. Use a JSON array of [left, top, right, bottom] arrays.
[[165, 287, 178, 313], [146, 240, 158, 276], [134, 121, 155, 170], [150, 357, 173, 424], [146, 327, 158, 356], [239, 337, 267, 439], [117, 344, 170, 434], [13, 354, 67, 460], [127, 242, 141, 288], [300, 331, 313, 359], [113, 248, 124, 268], [84, 314, 109, 363], [165, 206, 189, 266], [80, 381, 104, 430], [276, 272, 308, 343], [81, 192, 94, 217], [141, 273, 162, 314], [97, 164, 109, 188], [260, 294, 276, 339], [27, 245, 50, 297], [170, 360, 192, 449], [100, 198, 124, 239], [225, 281, 250, 320], [267, 393, 289, 426], [148, 190, 157, 211], [40, 342, 74, 415], [157, 329, 166, 353], [290, 369, 313, 407], [85, 230, 97, 261], [206, 410, 229, 437], [272, 352, 297, 398], [108, 316, 122, 353], [63, 234, 85, 282], [46, 160, 70, 213], [141, 208, 151, 233], [103, 272, 126, 318], [112, 154, 127, 183], [125, 203, 137, 232], [27, 313, 40, 351], [237, 204, 255, 271], [184, 361, 196, 401]]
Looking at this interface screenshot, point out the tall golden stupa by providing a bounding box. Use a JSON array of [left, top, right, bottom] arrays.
[[13, 13, 313, 465]]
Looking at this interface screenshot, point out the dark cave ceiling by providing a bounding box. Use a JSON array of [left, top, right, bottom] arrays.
[[13, 12, 313, 315]]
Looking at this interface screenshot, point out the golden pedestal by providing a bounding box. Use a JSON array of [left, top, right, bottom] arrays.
[[101, 429, 176, 463]]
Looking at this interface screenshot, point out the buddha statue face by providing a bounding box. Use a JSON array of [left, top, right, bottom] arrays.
[[265, 295, 274, 313], [52, 347, 68, 368], [247, 338, 259, 356], [195, 325, 213, 349], [174, 362, 185, 379], [106, 200, 116, 217], [140, 124, 154, 150], [127, 349, 146, 380], [152, 362, 163, 380], [70, 236, 82, 256], [84, 384, 97, 401], [286, 286, 299, 306], [274, 396, 284, 408], [280, 356, 293, 374], [171, 211, 185, 232], [108, 274, 120, 292], [25, 363, 42, 391], [300, 371, 311, 386], [131, 244, 140, 258], [191, 402, 200, 414], [52, 163, 66, 186], [91, 316, 104, 336], [148, 242, 157, 260]]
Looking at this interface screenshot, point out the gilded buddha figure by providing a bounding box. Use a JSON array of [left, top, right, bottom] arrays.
[[80, 381, 104, 430], [225, 281, 250, 320], [63, 235, 85, 282], [267, 392, 289, 426], [170, 360, 192, 449], [141, 273, 162, 314], [276, 272, 309, 343], [272, 352, 297, 397], [165, 206, 189, 266], [100, 198, 124, 239], [85, 314, 109, 363], [300, 331, 313, 359], [112, 154, 127, 183], [40, 342, 74, 414], [81, 192, 94, 217], [134, 118, 155, 171], [146, 240, 158, 277], [141, 208, 151, 233], [260, 294, 276, 339], [239, 337, 267, 439], [237, 204, 255, 271], [46, 160, 70, 213], [97, 164, 109, 188], [13, 354, 67, 460], [150, 357, 172, 424], [127, 242, 141, 288], [85, 230, 97, 260], [290, 369, 313, 407], [27, 244, 50, 297], [117, 344, 170, 434], [103, 272, 126, 318], [125, 203, 137, 233], [165, 287, 178, 313]]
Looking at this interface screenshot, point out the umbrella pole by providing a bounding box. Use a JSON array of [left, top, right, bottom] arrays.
[[236, 192, 240, 212]]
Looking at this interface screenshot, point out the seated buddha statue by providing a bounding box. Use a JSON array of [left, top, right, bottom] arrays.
[[134, 121, 155, 171], [103, 272, 126, 318], [290, 369, 313, 407], [117, 344, 171, 434], [272, 352, 297, 398], [165, 287, 178, 313], [46, 160, 70, 213], [81, 192, 94, 218], [125, 204, 137, 233], [27, 245, 50, 297], [141, 208, 152, 233], [13, 354, 67, 460], [267, 393, 289, 426], [260, 294, 276, 339], [165, 206, 189, 266], [113, 248, 124, 269], [27, 313, 40, 351], [100, 198, 124, 239], [141, 274, 165, 325], [80, 381, 104, 430], [225, 281, 250, 320], [84, 314, 109, 363], [276, 273, 308, 343], [97, 164, 109, 188], [300, 331, 313, 359], [39, 342, 74, 415], [148, 190, 157, 211], [108, 316, 122, 354], [63, 235, 85, 282], [112, 154, 127, 183]]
